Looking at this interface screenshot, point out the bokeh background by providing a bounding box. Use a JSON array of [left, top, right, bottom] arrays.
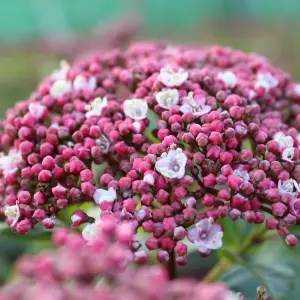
[[1, 1, 300, 299]]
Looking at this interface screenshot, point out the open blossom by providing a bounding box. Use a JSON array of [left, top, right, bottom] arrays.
[[282, 147, 295, 162], [255, 72, 278, 92], [51, 60, 70, 80], [0, 150, 21, 175], [73, 75, 97, 91], [94, 187, 117, 205], [158, 67, 188, 87], [123, 99, 148, 120], [96, 134, 110, 154], [278, 179, 300, 198], [4, 204, 20, 226], [155, 148, 187, 179], [28, 102, 47, 119], [217, 71, 237, 88], [82, 221, 101, 241], [155, 88, 179, 109], [233, 165, 250, 181], [180, 92, 211, 117], [50, 79, 72, 99], [273, 132, 294, 150], [187, 218, 223, 253], [85, 97, 108, 118]]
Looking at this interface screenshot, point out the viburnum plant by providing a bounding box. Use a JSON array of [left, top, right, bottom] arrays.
[[0, 42, 299, 299]]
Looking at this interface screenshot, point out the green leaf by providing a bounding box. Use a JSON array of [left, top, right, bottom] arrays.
[[220, 244, 296, 299]]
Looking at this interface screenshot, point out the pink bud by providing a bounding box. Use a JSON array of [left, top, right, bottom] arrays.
[[52, 184, 67, 199], [162, 217, 176, 233], [272, 202, 287, 217], [33, 209, 47, 221], [286, 234, 298, 247], [17, 191, 31, 205], [42, 217, 55, 229], [174, 242, 188, 256], [16, 219, 32, 235]]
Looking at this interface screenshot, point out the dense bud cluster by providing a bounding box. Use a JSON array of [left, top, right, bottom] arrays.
[[0, 42, 299, 265], [0, 218, 269, 300]]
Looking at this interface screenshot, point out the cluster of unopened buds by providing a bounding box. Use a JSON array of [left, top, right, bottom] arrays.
[[0, 41, 299, 269], [0, 216, 270, 300]]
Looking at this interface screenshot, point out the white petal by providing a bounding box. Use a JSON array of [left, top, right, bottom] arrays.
[[124, 99, 148, 120], [50, 80, 72, 99], [93, 187, 117, 204]]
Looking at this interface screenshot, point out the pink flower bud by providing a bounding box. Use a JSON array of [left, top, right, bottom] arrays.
[[42, 217, 55, 229], [52, 184, 67, 199], [16, 219, 32, 235], [17, 191, 31, 205], [146, 237, 159, 250], [272, 202, 287, 217], [33, 209, 47, 221], [286, 234, 298, 247]]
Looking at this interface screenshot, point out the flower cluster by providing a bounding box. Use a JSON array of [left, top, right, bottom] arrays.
[[0, 219, 268, 300], [0, 42, 299, 265]]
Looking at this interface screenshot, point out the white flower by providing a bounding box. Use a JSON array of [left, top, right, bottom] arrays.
[[73, 75, 97, 92], [0, 150, 22, 176], [95, 135, 110, 154], [85, 97, 108, 118], [273, 132, 294, 151], [82, 221, 100, 241], [158, 67, 188, 87], [294, 84, 300, 96], [155, 88, 179, 109], [51, 60, 70, 80], [28, 102, 46, 119], [180, 92, 211, 117], [187, 218, 223, 253], [233, 165, 250, 182], [132, 121, 142, 133], [123, 99, 148, 120], [93, 187, 117, 205], [278, 179, 300, 198], [5, 204, 20, 226], [255, 72, 278, 92], [282, 147, 294, 162], [217, 71, 237, 88], [50, 79, 72, 99], [143, 172, 155, 185], [155, 148, 187, 179]]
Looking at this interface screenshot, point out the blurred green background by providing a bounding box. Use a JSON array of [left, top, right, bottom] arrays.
[[1, 1, 300, 298]]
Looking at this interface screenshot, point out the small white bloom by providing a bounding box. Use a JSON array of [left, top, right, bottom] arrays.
[[282, 147, 294, 162], [82, 222, 100, 241], [294, 84, 300, 96], [278, 179, 300, 198], [273, 132, 294, 151], [158, 67, 188, 87], [123, 99, 148, 120], [217, 71, 237, 88], [155, 148, 187, 179], [5, 204, 20, 226], [28, 102, 46, 120], [255, 72, 278, 92], [93, 187, 117, 205], [143, 173, 155, 185], [155, 88, 179, 109], [85, 97, 108, 118], [187, 218, 223, 253], [132, 121, 142, 133], [180, 92, 211, 117], [50, 79, 72, 99], [51, 60, 70, 80], [0, 150, 22, 176], [297, 133, 300, 149], [233, 165, 250, 182], [95, 134, 110, 154], [73, 75, 97, 92]]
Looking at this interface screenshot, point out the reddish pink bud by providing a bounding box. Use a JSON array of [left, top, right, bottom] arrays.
[[196, 133, 208, 146], [162, 217, 176, 233], [81, 182, 96, 198], [42, 156, 56, 170], [69, 159, 85, 174], [123, 198, 137, 214], [227, 175, 243, 191], [286, 234, 298, 247], [202, 194, 216, 207], [203, 174, 216, 188], [174, 242, 188, 256], [19, 141, 34, 156], [142, 220, 155, 232], [80, 169, 94, 182], [42, 217, 55, 229], [16, 219, 32, 235], [219, 151, 233, 164], [71, 210, 89, 227], [17, 191, 31, 205], [38, 170, 52, 182], [32, 209, 47, 221], [157, 250, 169, 263], [134, 250, 148, 264], [156, 189, 169, 204], [52, 184, 67, 199], [146, 237, 159, 250], [272, 202, 287, 217]]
